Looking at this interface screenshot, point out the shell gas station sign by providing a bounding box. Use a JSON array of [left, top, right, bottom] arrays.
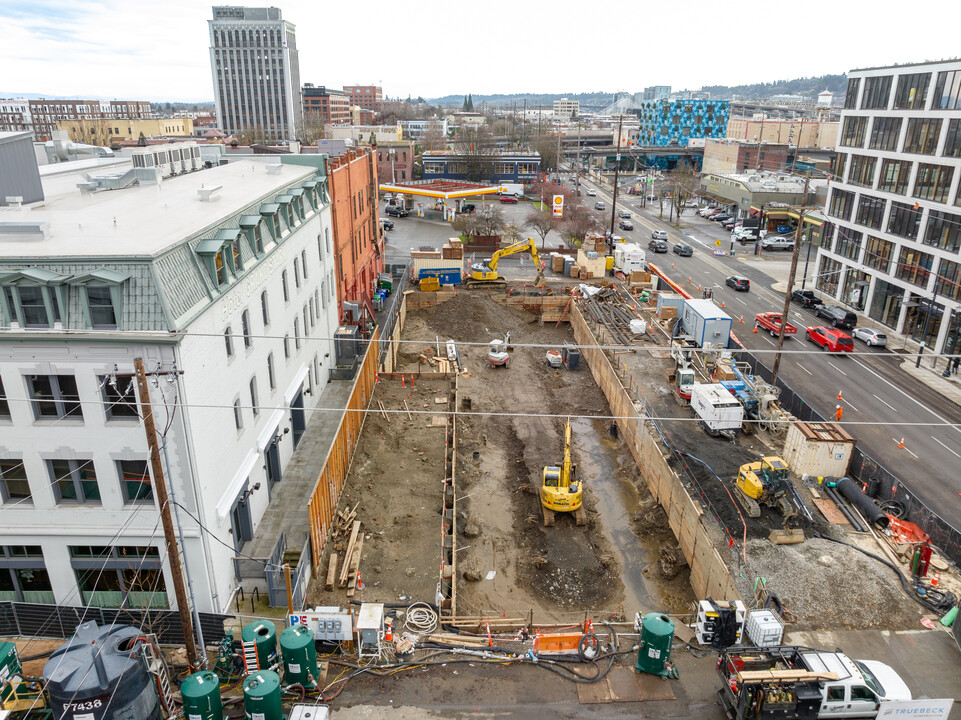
[[552, 195, 564, 217]]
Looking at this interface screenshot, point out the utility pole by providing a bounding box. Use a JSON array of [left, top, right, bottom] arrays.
[[771, 176, 811, 385], [134, 357, 201, 670], [609, 115, 623, 239]]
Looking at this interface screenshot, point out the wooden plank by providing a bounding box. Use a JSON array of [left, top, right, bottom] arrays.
[[345, 535, 365, 597], [739, 670, 838, 683], [339, 521, 361, 586], [812, 497, 851, 525], [325, 554, 338, 591], [403, 400, 413, 420]]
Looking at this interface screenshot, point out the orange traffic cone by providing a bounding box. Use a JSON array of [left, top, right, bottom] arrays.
[[671, 263, 675, 268], [356, 571, 363, 590], [898, 437, 905, 448], [401, 375, 406, 388], [837, 390, 843, 400], [753, 325, 758, 333], [738, 315, 744, 323], [486, 621, 493, 647], [721, 301, 725, 308], [688, 277, 692, 284], [385, 618, 393, 642], [698, 284, 702, 291], [931, 571, 940, 587]]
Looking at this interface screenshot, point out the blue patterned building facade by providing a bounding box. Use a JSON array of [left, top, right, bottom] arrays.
[[635, 100, 729, 147]]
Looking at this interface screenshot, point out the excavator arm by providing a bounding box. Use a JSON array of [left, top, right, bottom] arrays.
[[487, 237, 542, 274]]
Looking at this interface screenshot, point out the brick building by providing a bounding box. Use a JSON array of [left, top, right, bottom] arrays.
[[344, 86, 383, 113], [28, 99, 152, 141], [303, 85, 351, 126], [0, 100, 31, 134], [375, 140, 416, 182], [326, 148, 383, 325], [702, 139, 791, 175]]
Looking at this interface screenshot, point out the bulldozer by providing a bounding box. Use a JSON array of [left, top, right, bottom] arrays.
[[466, 237, 546, 289], [540, 418, 587, 527], [734, 456, 796, 519]]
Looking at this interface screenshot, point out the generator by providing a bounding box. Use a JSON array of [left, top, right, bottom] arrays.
[[288, 607, 352, 643]]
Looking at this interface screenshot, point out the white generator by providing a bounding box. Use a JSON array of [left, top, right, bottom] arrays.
[[691, 383, 744, 438]]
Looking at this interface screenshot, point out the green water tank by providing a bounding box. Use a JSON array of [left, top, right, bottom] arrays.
[[280, 624, 318, 688], [180, 671, 223, 720], [241, 620, 278, 669], [243, 670, 282, 720], [635, 613, 674, 677]]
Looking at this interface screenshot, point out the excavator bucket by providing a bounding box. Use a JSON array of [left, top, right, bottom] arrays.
[[534, 272, 546, 288]]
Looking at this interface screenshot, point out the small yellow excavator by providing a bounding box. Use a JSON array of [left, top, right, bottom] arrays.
[[466, 237, 546, 289], [540, 418, 587, 526], [735, 456, 796, 519]]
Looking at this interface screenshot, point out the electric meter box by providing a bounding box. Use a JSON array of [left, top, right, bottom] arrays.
[[288, 607, 352, 642]]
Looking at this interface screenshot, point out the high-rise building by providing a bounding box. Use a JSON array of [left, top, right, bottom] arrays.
[[343, 86, 383, 114], [553, 98, 579, 119], [209, 6, 303, 142], [817, 59, 961, 364]]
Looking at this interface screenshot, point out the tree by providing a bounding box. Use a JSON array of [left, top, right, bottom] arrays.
[[70, 117, 112, 146], [236, 126, 269, 145], [463, 95, 469, 111], [524, 208, 559, 249], [535, 134, 560, 172], [452, 212, 481, 238], [562, 201, 603, 247], [467, 94, 474, 111], [476, 206, 505, 238], [453, 124, 496, 182], [299, 112, 327, 146], [665, 165, 701, 226], [502, 222, 521, 245]]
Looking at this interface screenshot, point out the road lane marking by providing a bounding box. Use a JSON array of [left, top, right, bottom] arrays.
[[843, 398, 859, 412], [827, 361, 847, 376], [760, 335, 774, 346], [933, 437, 961, 459], [735, 297, 747, 305], [874, 394, 897, 412], [797, 363, 812, 375]]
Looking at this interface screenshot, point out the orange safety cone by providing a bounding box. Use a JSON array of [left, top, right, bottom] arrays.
[[721, 301, 725, 308], [898, 437, 905, 448], [688, 277, 692, 283], [401, 375, 406, 388], [738, 315, 744, 323], [753, 325, 758, 333], [356, 571, 363, 590], [671, 263, 675, 268], [385, 618, 393, 642], [837, 390, 843, 400], [486, 621, 493, 647], [698, 284, 702, 291], [931, 571, 940, 587]]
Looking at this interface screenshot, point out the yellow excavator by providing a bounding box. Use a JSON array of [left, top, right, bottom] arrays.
[[466, 237, 546, 289], [540, 418, 587, 526], [735, 456, 796, 519]]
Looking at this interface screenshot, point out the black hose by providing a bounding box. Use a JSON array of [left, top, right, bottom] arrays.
[[763, 593, 784, 615]]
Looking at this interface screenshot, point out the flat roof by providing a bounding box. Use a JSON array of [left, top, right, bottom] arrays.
[[380, 180, 500, 199], [849, 57, 961, 74], [0, 159, 315, 259]]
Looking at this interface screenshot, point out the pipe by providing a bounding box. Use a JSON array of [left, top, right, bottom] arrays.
[[836, 477, 888, 529], [825, 486, 865, 532]]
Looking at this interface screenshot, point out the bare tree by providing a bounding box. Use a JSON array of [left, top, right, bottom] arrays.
[[299, 112, 327, 146], [502, 222, 521, 245], [453, 125, 496, 182], [666, 165, 701, 226], [524, 208, 559, 250], [452, 212, 481, 238], [236, 126, 269, 146], [562, 201, 603, 247], [535, 134, 559, 172], [423, 125, 446, 153], [476, 206, 506, 238]]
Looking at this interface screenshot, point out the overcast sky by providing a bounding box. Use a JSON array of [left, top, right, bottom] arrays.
[[2, 0, 959, 103]]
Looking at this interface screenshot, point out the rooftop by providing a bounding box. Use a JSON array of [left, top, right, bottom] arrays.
[[850, 57, 961, 73], [0, 159, 315, 259]]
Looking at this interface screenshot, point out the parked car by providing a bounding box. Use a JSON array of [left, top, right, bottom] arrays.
[[710, 213, 732, 223], [618, 209, 631, 218], [672, 242, 693, 257], [815, 304, 858, 329], [384, 205, 408, 217], [594, 201, 606, 210], [761, 235, 796, 250], [705, 209, 727, 219], [380, 218, 395, 231], [697, 207, 717, 217], [651, 230, 669, 240], [791, 289, 822, 308], [806, 326, 854, 354], [499, 196, 519, 204], [461, 203, 476, 214], [648, 239, 669, 253], [721, 219, 737, 230], [618, 220, 634, 231], [726, 276, 750, 292], [587, 189, 597, 197], [852, 327, 888, 347]]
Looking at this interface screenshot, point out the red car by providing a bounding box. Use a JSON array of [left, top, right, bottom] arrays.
[[499, 196, 519, 204], [755, 312, 797, 338], [806, 326, 854, 354]]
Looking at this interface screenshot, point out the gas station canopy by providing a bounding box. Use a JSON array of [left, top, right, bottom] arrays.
[[379, 179, 501, 200]]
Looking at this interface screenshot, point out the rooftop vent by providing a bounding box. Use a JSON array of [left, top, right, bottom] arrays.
[[4, 196, 23, 209], [0, 222, 50, 240], [265, 163, 283, 175]]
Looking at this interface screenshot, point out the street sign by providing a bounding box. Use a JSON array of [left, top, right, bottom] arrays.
[[715, 240, 721, 247], [647, 178, 655, 184], [713, 250, 726, 256]]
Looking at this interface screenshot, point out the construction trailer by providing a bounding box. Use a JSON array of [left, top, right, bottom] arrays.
[[682, 299, 732, 349]]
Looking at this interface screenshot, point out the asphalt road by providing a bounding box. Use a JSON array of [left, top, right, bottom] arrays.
[[577, 174, 961, 535]]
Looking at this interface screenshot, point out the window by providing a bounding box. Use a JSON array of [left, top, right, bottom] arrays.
[[924, 210, 961, 252], [315, 289, 321, 318], [17, 286, 52, 328], [49, 459, 100, 504], [861, 76, 892, 109], [945, 119, 961, 158], [844, 78, 860, 109], [71, 545, 166, 609], [865, 236, 894, 274], [85, 286, 117, 329], [214, 250, 228, 286], [887, 201, 923, 240], [241, 310, 252, 348], [0, 376, 8, 419], [817, 256, 842, 296], [249, 376, 259, 417], [294, 318, 301, 350], [835, 229, 863, 261], [826, 686, 845, 702], [0, 460, 30, 504], [896, 246, 935, 286], [878, 159, 912, 195], [230, 239, 243, 272], [28, 374, 81, 419], [317, 234, 324, 262], [848, 155, 877, 187], [935, 70, 961, 110], [869, 117, 902, 151], [233, 398, 243, 429], [840, 116, 868, 147], [0, 546, 53, 603], [284, 334, 290, 358], [260, 291, 270, 326], [936, 259, 961, 301], [326, 228, 331, 254], [267, 353, 276, 389], [224, 326, 234, 357], [828, 189, 855, 221], [856, 195, 886, 230], [118, 460, 153, 504], [303, 306, 309, 337], [301, 249, 308, 280], [282, 270, 290, 302], [903, 118, 941, 155], [102, 374, 137, 419], [913, 164, 954, 203], [894, 72, 931, 110], [833, 152, 848, 183]]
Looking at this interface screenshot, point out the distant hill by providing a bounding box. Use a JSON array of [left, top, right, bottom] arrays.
[[429, 92, 614, 109]]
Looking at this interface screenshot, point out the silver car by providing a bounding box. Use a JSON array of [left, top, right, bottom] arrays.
[[651, 230, 669, 240], [852, 327, 887, 347], [761, 236, 795, 250]]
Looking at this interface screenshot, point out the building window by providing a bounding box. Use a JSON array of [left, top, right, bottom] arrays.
[[0, 546, 54, 603], [832, 153, 848, 183], [945, 119, 961, 158], [260, 291, 270, 326], [913, 163, 954, 203], [49, 459, 100, 504], [0, 376, 8, 419], [840, 116, 868, 147], [28, 374, 81, 419], [318, 234, 324, 261], [294, 258, 301, 288], [869, 117, 902, 151], [878, 159, 912, 195], [102, 374, 138, 419], [848, 155, 877, 188], [85, 286, 117, 329], [817, 256, 842, 296], [864, 236, 894, 274], [282, 270, 290, 302], [230, 239, 243, 272], [214, 250, 228, 286], [267, 353, 276, 389], [0, 460, 30, 504], [828, 189, 855, 221], [224, 326, 234, 357], [861, 76, 892, 110], [835, 229, 863, 261], [903, 118, 941, 155], [894, 72, 931, 110], [924, 210, 961, 252], [897, 246, 935, 287], [14, 286, 54, 328], [294, 318, 301, 350], [71, 545, 166, 609], [844, 78, 860, 109], [233, 398, 243, 429], [249, 376, 259, 417], [934, 70, 961, 110], [241, 310, 252, 348], [118, 460, 154, 504], [301, 249, 308, 279], [887, 201, 923, 240], [856, 195, 886, 230], [284, 334, 290, 358], [936, 259, 961, 301]]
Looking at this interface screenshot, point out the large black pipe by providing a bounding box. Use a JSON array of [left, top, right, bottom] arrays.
[[825, 485, 865, 532], [836, 477, 889, 529]]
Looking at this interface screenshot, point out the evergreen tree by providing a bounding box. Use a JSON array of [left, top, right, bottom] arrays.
[[467, 94, 474, 111], [463, 96, 468, 111]]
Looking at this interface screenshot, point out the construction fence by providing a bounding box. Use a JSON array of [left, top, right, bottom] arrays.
[[306, 327, 380, 572]]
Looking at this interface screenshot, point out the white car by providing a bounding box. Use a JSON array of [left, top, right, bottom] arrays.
[[852, 327, 887, 347], [587, 189, 597, 197], [761, 236, 795, 250]]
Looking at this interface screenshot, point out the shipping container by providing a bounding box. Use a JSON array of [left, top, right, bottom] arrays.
[[656, 291, 685, 316], [681, 298, 732, 348], [782, 422, 856, 478]]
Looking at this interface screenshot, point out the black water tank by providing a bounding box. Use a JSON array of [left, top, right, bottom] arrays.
[[43, 621, 160, 720]]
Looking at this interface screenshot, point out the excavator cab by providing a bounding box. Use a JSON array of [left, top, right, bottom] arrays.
[[540, 419, 586, 526], [759, 457, 789, 485]]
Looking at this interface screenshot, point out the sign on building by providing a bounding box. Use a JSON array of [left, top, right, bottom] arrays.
[[552, 195, 564, 218]]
